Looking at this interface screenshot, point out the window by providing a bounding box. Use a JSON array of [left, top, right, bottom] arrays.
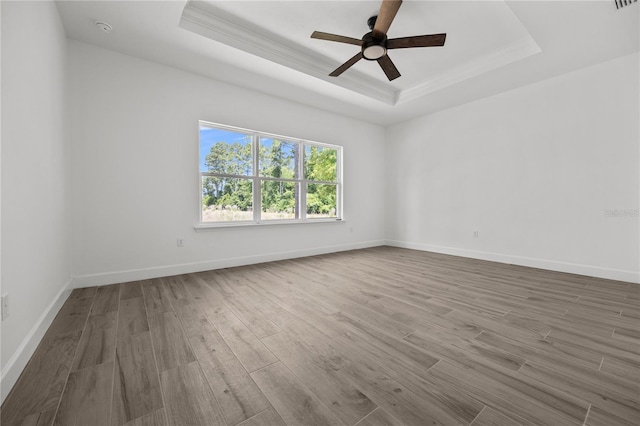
[[199, 121, 342, 225]]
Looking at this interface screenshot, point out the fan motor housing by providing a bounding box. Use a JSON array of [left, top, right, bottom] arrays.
[[361, 32, 387, 60], [367, 16, 378, 30]]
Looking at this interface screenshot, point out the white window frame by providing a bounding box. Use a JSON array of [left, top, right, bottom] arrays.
[[196, 121, 343, 228]]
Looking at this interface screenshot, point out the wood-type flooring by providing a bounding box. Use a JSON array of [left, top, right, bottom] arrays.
[[2, 247, 639, 425]]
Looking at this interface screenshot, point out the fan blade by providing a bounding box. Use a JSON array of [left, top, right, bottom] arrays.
[[387, 33, 446, 49], [373, 0, 402, 37], [377, 55, 401, 81], [311, 31, 362, 46], [329, 52, 363, 77]]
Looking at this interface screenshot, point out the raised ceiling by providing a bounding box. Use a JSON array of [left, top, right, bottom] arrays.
[[180, 1, 541, 105], [56, 1, 639, 125]]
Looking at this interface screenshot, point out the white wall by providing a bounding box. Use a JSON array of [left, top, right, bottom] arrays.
[[1, 1, 72, 399], [68, 40, 386, 285], [386, 52, 640, 283], [0, 1, 636, 407]]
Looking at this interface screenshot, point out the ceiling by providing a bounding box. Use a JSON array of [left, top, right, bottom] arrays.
[[56, 0, 639, 126]]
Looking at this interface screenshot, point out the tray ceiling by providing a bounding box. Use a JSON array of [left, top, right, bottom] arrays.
[[180, 1, 541, 105], [56, 0, 639, 125]]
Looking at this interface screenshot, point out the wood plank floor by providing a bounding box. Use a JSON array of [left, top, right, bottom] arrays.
[[2, 247, 639, 425]]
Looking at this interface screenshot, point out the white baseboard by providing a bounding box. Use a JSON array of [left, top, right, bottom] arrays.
[[1, 240, 384, 403], [1, 278, 74, 403], [71, 240, 386, 288], [385, 240, 639, 284], [4, 238, 631, 404]]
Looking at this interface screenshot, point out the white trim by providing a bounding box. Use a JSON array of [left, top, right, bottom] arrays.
[[179, 1, 395, 105], [1, 278, 74, 403], [385, 240, 640, 284], [199, 121, 343, 151], [199, 121, 343, 226], [397, 36, 541, 104], [195, 218, 344, 230], [71, 240, 385, 288], [179, 1, 541, 106], [2, 238, 635, 403]]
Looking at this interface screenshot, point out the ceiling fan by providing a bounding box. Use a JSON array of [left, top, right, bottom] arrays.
[[310, 0, 446, 81]]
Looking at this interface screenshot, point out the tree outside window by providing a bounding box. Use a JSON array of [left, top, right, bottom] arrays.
[[199, 122, 341, 225]]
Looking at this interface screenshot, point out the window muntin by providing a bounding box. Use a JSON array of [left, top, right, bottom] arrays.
[[199, 122, 342, 225]]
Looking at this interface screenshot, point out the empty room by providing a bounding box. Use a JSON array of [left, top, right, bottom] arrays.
[[1, 0, 638, 425]]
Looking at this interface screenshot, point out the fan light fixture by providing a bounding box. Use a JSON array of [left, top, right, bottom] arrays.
[[361, 31, 387, 60], [362, 43, 386, 60]]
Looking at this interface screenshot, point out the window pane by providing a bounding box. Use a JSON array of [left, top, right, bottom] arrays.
[[202, 176, 253, 222], [200, 126, 252, 175], [306, 183, 337, 218], [261, 180, 298, 220], [259, 138, 297, 179], [304, 145, 337, 182]]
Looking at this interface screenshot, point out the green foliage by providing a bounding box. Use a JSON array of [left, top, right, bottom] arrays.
[[205, 141, 252, 176], [202, 140, 252, 212], [262, 180, 296, 214], [202, 138, 337, 218], [260, 140, 296, 214], [307, 183, 336, 216], [304, 146, 337, 216], [305, 146, 336, 182]]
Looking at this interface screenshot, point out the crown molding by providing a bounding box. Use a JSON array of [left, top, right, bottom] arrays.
[[180, 1, 541, 108], [180, 1, 398, 105], [397, 35, 541, 104]]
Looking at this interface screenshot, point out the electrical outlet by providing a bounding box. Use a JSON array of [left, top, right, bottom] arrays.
[[177, 238, 184, 247], [1, 293, 9, 321], [473, 230, 479, 238]]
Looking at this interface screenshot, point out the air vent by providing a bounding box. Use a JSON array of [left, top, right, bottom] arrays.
[[614, 0, 637, 9]]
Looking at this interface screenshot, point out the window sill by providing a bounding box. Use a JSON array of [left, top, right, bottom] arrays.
[[194, 218, 345, 231]]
